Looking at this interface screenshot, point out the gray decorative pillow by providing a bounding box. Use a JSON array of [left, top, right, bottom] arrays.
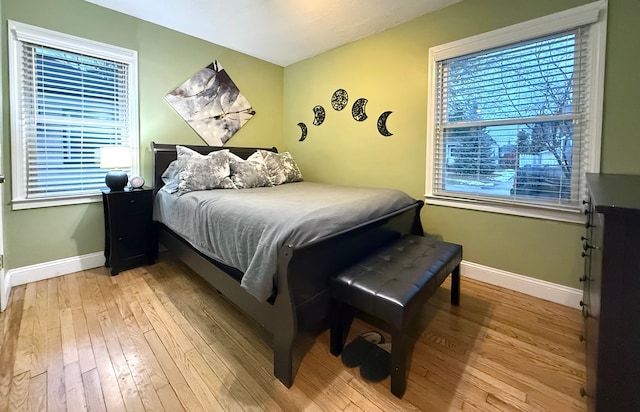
[[258, 150, 303, 185], [160, 160, 180, 193], [228, 152, 272, 189], [176, 146, 236, 193]]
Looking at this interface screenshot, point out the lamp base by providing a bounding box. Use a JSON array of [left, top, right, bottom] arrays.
[[105, 170, 129, 192]]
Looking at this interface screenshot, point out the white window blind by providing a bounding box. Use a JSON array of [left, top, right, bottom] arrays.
[[9, 21, 139, 209], [426, 1, 606, 221]]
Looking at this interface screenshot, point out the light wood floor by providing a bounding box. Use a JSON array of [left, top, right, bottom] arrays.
[[0, 257, 586, 411]]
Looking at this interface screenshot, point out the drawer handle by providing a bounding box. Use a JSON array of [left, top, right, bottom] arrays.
[[582, 241, 593, 251]]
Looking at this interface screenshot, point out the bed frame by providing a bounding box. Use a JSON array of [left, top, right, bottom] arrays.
[[151, 142, 424, 387]]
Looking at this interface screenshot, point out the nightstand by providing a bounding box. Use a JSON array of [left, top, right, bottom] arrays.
[[102, 188, 156, 275]]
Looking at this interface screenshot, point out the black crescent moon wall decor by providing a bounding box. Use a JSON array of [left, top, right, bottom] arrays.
[[331, 89, 349, 111], [377, 111, 393, 136], [298, 89, 397, 141], [312, 105, 326, 126], [297, 122, 308, 141], [352, 98, 368, 122]]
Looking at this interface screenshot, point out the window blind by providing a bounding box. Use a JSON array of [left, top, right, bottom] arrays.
[[433, 27, 591, 210], [19, 42, 132, 198]]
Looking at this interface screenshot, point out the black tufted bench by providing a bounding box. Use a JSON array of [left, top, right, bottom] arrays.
[[329, 234, 462, 398]]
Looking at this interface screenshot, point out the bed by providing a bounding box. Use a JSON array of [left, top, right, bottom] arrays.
[[151, 142, 424, 387]]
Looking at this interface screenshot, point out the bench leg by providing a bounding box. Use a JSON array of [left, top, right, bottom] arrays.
[[451, 265, 460, 306], [330, 300, 354, 356], [390, 330, 408, 398]]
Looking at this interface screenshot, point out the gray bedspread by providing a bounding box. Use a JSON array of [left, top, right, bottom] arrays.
[[153, 182, 416, 302]]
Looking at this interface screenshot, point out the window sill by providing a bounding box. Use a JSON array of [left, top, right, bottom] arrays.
[[11, 194, 103, 210], [424, 195, 585, 224]]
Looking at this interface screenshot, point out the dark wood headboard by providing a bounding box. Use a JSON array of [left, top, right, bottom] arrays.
[[151, 142, 278, 193]]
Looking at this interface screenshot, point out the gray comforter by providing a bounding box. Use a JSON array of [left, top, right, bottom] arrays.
[[153, 182, 416, 302]]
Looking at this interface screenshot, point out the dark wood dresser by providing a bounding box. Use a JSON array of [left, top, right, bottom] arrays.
[[582, 173, 640, 412]]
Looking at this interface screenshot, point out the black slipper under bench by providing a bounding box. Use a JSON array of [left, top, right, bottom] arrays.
[[329, 234, 462, 398]]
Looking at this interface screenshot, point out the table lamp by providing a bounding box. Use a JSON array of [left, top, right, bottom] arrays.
[[100, 146, 132, 192]]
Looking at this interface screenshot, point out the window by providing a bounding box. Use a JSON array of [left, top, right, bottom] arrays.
[[426, 2, 607, 222], [8, 21, 139, 210]]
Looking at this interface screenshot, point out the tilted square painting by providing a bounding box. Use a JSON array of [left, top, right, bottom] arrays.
[[165, 60, 255, 146]]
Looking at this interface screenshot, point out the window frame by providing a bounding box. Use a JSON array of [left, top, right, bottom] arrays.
[[425, 1, 607, 223], [8, 20, 139, 210]]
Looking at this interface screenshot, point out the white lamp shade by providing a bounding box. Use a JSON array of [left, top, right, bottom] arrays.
[[100, 146, 132, 169]]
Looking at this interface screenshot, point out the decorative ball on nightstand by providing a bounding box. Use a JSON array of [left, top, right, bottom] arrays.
[[105, 170, 129, 192]]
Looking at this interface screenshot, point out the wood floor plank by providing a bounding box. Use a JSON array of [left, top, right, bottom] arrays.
[[46, 276, 67, 412], [0, 285, 26, 412], [143, 329, 206, 412], [118, 315, 168, 412], [82, 368, 107, 412], [12, 283, 36, 377], [122, 312, 170, 391], [8, 371, 30, 412], [28, 372, 47, 412], [96, 310, 146, 412], [62, 273, 83, 311], [60, 308, 79, 367], [29, 281, 49, 378], [138, 299, 226, 411], [46, 318, 67, 412], [72, 307, 97, 374], [94, 271, 165, 412], [77, 273, 127, 412], [64, 362, 87, 412], [120, 271, 154, 333], [155, 384, 185, 412], [0, 260, 587, 411]]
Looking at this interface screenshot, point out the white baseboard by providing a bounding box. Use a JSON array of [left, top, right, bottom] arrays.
[[461, 260, 582, 309], [9, 252, 105, 287], [2, 253, 581, 309], [1, 271, 11, 312]]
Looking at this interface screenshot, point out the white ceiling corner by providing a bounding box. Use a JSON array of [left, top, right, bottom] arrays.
[[84, 0, 461, 66]]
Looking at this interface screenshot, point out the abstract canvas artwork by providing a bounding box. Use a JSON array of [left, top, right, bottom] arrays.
[[165, 61, 255, 146]]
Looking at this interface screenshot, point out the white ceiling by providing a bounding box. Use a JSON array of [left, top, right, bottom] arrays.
[[85, 0, 461, 66]]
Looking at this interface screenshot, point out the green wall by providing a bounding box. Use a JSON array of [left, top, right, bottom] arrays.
[[283, 0, 640, 289], [1, 0, 284, 269], [2, 0, 638, 291]]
